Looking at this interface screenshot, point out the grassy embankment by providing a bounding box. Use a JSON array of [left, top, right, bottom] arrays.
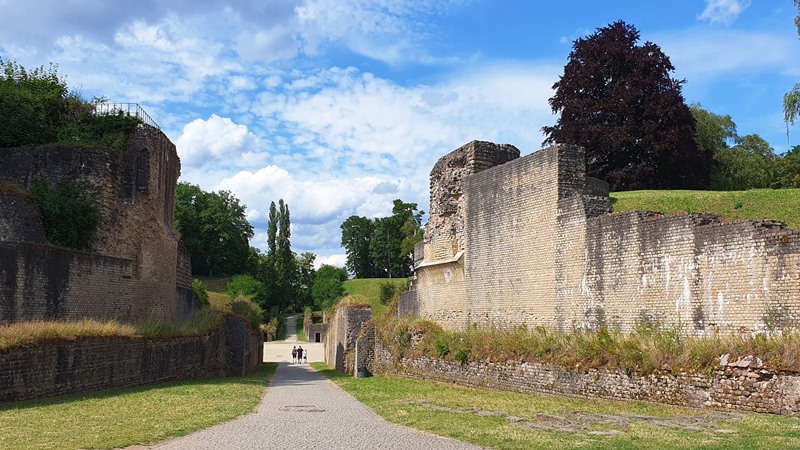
[[611, 188, 800, 229]]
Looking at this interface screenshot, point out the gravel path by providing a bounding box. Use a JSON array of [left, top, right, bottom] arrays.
[[150, 315, 484, 450]]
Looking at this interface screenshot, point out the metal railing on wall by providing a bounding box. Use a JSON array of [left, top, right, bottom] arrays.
[[93, 102, 160, 130]]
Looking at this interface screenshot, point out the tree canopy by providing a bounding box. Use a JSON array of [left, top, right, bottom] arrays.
[[543, 21, 707, 190], [175, 182, 254, 276], [311, 264, 348, 311], [341, 199, 423, 279], [784, 1, 800, 134]]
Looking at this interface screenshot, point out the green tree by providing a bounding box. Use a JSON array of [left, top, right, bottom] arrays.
[[312, 264, 348, 310], [784, 1, 800, 134], [341, 215, 377, 278], [294, 252, 317, 311], [710, 134, 776, 190], [227, 274, 268, 310], [690, 103, 737, 155], [341, 199, 423, 279], [543, 21, 706, 190], [259, 199, 297, 311], [775, 145, 800, 188], [276, 199, 296, 308], [175, 182, 254, 276]]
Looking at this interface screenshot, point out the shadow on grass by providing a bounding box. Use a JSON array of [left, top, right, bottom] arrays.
[[0, 362, 277, 412]]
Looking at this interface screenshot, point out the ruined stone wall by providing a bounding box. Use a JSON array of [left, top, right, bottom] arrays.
[[0, 124, 193, 323], [401, 141, 800, 334], [324, 306, 372, 374], [373, 346, 800, 416], [424, 140, 519, 262], [0, 315, 262, 403]]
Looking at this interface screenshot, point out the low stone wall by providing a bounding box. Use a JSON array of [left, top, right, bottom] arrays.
[[0, 315, 263, 402], [373, 346, 800, 416]]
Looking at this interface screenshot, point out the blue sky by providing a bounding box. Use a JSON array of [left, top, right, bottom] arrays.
[[1, 0, 798, 267]]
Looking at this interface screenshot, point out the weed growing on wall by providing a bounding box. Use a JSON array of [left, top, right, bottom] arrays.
[[30, 179, 99, 249], [191, 279, 210, 308], [376, 317, 800, 374]]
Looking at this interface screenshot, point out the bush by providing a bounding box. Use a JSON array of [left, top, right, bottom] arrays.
[[379, 280, 409, 305], [229, 293, 264, 326], [192, 278, 209, 308], [227, 274, 268, 309], [0, 58, 142, 150], [30, 179, 99, 249]]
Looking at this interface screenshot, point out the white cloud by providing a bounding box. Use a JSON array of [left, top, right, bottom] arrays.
[[655, 29, 799, 79], [698, 0, 751, 26], [176, 115, 260, 168], [315, 253, 347, 269], [254, 63, 559, 168]]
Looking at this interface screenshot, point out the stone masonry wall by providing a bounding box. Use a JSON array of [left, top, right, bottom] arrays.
[[0, 242, 134, 323], [401, 142, 800, 334], [424, 140, 519, 262], [0, 124, 194, 324], [0, 315, 262, 402], [0, 192, 45, 244], [373, 345, 800, 416], [324, 306, 372, 375]]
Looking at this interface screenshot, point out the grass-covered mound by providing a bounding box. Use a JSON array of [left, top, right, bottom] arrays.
[[611, 189, 800, 229]]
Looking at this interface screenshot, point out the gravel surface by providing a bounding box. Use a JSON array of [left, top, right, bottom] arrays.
[[149, 315, 484, 450]]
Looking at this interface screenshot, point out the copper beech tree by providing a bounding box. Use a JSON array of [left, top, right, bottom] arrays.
[[543, 21, 709, 190]]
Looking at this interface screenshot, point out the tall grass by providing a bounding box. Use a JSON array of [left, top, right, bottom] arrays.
[[0, 308, 225, 352], [376, 317, 800, 374], [0, 280, 265, 351]]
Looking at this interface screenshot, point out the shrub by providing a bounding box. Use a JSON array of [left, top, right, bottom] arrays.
[[227, 274, 267, 309], [192, 278, 209, 308], [229, 293, 264, 326], [379, 279, 409, 305], [30, 179, 99, 249]]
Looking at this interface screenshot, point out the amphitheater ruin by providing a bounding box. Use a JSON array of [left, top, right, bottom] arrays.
[[399, 140, 800, 335]]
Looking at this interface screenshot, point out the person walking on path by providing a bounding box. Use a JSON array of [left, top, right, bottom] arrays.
[[151, 359, 484, 449]]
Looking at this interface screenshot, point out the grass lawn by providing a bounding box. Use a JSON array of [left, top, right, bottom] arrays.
[[314, 363, 800, 450], [611, 189, 800, 229], [0, 363, 276, 450], [343, 278, 408, 316]]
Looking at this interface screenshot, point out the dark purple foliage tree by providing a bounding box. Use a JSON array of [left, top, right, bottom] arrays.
[[543, 21, 709, 190]]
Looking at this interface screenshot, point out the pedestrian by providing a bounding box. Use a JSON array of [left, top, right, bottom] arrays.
[[303, 347, 308, 363], [291, 346, 297, 364], [297, 346, 303, 364]]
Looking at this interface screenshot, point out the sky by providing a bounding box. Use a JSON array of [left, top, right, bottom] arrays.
[[1, 0, 799, 268]]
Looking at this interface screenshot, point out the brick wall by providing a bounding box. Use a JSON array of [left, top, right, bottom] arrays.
[[0, 242, 134, 322], [0, 315, 262, 403], [373, 345, 800, 416], [401, 142, 800, 334]]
